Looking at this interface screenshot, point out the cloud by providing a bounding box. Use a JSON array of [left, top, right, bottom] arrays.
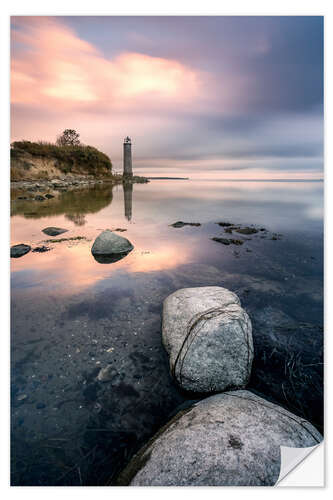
[[10, 16, 323, 179], [11, 17, 200, 113]]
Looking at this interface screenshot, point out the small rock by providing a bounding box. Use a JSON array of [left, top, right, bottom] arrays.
[[36, 403, 46, 409], [45, 193, 55, 199], [42, 227, 68, 236], [17, 394, 28, 401], [32, 246, 51, 253], [235, 227, 258, 235], [11, 244, 31, 258], [94, 402, 102, 413], [216, 222, 233, 227], [211, 237, 243, 246], [35, 195, 46, 201], [170, 221, 201, 228], [97, 364, 117, 382], [211, 237, 231, 245]]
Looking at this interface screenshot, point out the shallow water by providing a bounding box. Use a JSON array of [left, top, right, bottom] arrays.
[[11, 179, 323, 485]]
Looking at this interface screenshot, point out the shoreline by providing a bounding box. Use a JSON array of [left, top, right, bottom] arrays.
[[11, 175, 149, 192]]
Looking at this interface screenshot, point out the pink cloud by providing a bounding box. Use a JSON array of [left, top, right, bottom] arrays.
[[11, 17, 200, 113]]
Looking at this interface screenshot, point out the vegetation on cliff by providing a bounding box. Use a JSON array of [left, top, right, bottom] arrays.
[[11, 138, 113, 180]]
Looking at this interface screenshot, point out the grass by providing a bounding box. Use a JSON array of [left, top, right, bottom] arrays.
[[11, 141, 112, 177]]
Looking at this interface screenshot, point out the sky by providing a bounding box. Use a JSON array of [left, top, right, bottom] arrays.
[[10, 16, 323, 179]]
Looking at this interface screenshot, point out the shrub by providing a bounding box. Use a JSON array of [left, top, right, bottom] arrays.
[[10, 141, 112, 175]]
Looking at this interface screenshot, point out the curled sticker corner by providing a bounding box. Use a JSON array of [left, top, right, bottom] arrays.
[[276, 442, 323, 486]]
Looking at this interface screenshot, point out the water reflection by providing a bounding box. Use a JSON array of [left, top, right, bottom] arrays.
[[10, 179, 323, 485], [65, 213, 86, 226], [11, 184, 115, 225], [123, 182, 133, 221], [10, 180, 323, 292]]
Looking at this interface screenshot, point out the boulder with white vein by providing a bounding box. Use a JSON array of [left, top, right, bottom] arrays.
[[117, 390, 322, 486], [162, 286, 253, 393]]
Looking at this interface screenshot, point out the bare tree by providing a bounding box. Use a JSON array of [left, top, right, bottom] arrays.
[[56, 129, 80, 147]]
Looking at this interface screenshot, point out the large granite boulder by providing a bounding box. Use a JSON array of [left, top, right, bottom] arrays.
[[117, 390, 322, 486], [162, 286, 253, 393], [91, 229, 134, 263]]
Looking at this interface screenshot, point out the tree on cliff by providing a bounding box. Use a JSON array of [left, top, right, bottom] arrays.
[[56, 129, 80, 147]]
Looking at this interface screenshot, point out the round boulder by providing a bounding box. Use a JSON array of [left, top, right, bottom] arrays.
[[11, 244, 31, 258], [117, 390, 322, 486], [91, 229, 134, 263], [162, 286, 253, 393]]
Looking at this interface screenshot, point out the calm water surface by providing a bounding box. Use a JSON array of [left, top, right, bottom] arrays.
[[11, 179, 324, 485]]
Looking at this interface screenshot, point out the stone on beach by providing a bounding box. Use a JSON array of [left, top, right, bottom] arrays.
[[118, 390, 322, 486], [162, 286, 253, 393], [91, 229, 134, 262], [42, 227, 68, 236], [11, 244, 31, 258]]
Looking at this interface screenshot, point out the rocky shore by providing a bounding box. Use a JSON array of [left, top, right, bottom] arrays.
[[11, 175, 149, 198]]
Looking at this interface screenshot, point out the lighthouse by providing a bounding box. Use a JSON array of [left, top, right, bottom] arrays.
[[123, 136, 133, 177]]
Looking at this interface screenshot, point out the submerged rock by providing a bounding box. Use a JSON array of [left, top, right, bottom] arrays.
[[45, 193, 55, 199], [91, 229, 134, 263], [97, 364, 118, 382], [42, 227, 68, 236], [32, 246, 51, 253], [11, 244, 31, 258], [170, 221, 201, 228], [162, 286, 253, 393], [216, 221, 233, 227], [235, 227, 259, 235], [211, 237, 243, 246], [117, 390, 322, 486]]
